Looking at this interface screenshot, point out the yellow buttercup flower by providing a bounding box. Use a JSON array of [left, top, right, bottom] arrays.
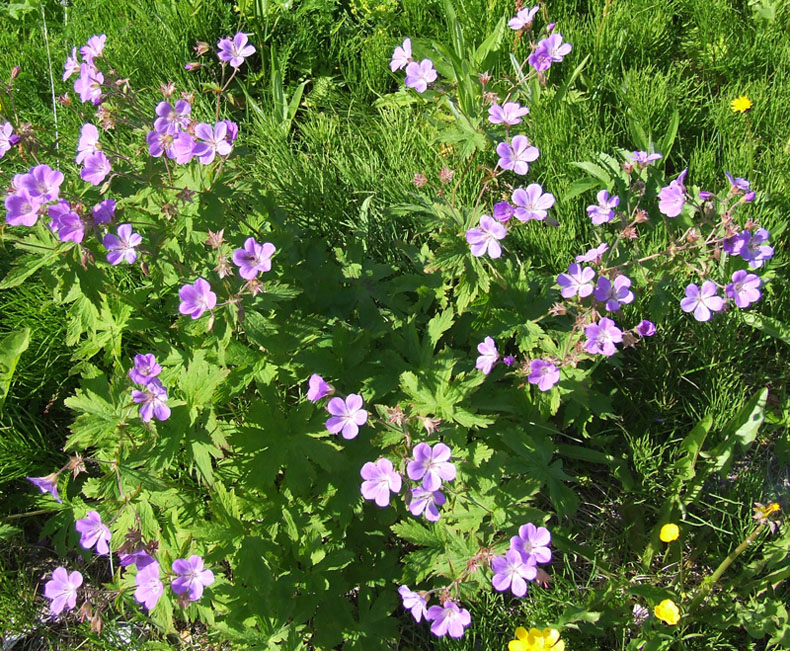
[[508, 627, 564, 651], [660, 523, 680, 542], [654, 599, 681, 625], [730, 95, 753, 113]]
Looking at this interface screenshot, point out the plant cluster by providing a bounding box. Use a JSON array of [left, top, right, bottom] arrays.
[[1, 1, 786, 648]]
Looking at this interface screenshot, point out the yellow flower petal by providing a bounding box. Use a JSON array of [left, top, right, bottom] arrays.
[[730, 95, 753, 113], [515, 627, 529, 641], [543, 629, 561, 646], [660, 523, 680, 542], [654, 599, 681, 625], [509, 641, 528, 651], [553, 642, 565, 651]]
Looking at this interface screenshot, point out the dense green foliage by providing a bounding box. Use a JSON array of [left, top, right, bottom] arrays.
[[1, 0, 789, 649]]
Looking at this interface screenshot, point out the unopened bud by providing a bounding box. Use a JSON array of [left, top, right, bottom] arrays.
[[479, 71, 492, 86], [160, 81, 176, 98], [194, 41, 210, 56], [214, 255, 233, 279], [184, 62, 201, 72], [622, 161, 634, 175], [10, 65, 20, 80], [623, 225, 638, 240], [205, 229, 224, 249]]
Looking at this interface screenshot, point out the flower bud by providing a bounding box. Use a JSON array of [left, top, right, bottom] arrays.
[[194, 41, 210, 56], [184, 62, 201, 72], [160, 81, 176, 98], [439, 167, 454, 184], [412, 173, 427, 188], [10, 65, 20, 80]]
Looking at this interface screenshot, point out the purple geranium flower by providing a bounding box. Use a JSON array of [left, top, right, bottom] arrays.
[[576, 242, 609, 263], [407, 442, 456, 491], [103, 224, 142, 265], [73, 64, 104, 105], [44, 568, 82, 617], [658, 168, 688, 217], [557, 263, 595, 299], [63, 47, 80, 81], [27, 474, 62, 503], [48, 201, 85, 244], [587, 189, 619, 225], [360, 458, 402, 507], [131, 379, 171, 423], [680, 281, 725, 322], [426, 601, 471, 639], [134, 561, 163, 611], [627, 151, 662, 167], [475, 336, 498, 375], [466, 215, 506, 258], [635, 320, 656, 337], [119, 549, 156, 569], [326, 394, 368, 439], [725, 171, 750, 193], [232, 237, 275, 279], [404, 59, 437, 93], [76, 123, 100, 164], [390, 37, 412, 72], [493, 201, 515, 222], [491, 548, 538, 597], [529, 34, 572, 70], [725, 270, 761, 308], [171, 132, 198, 164], [146, 130, 174, 158], [129, 354, 162, 385], [528, 359, 560, 392], [307, 374, 332, 403], [408, 487, 445, 521], [75, 511, 111, 555], [512, 183, 555, 221], [80, 34, 107, 65], [171, 555, 214, 601], [723, 231, 749, 257], [488, 102, 529, 125], [509, 5, 540, 30], [19, 164, 64, 202], [5, 190, 42, 227], [154, 100, 192, 135], [92, 199, 116, 225], [178, 278, 217, 319], [217, 32, 256, 68], [497, 135, 539, 175], [221, 120, 238, 143], [585, 317, 623, 356], [81, 151, 111, 186], [0, 122, 19, 158], [194, 122, 233, 164], [398, 585, 428, 623], [594, 274, 634, 311], [510, 522, 552, 565], [740, 228, 774, 269]]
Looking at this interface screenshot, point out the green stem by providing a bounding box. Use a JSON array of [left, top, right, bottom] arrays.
[[688, 524, 764, 611]]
